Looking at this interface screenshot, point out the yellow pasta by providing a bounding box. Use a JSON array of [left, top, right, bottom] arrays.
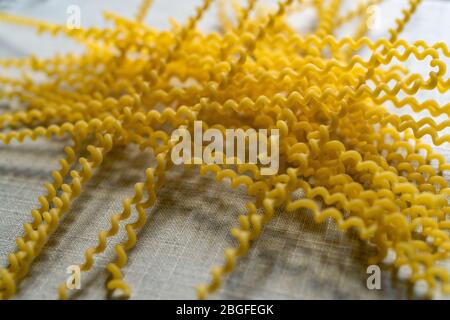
[[0, 0, 449, 300]]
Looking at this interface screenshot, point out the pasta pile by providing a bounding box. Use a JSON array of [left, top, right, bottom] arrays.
[[0, 0, 449, 300]]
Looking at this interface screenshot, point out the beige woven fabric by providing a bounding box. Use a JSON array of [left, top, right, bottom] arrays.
[[0, 0, 449, 300], [0, 140, 407, 300]]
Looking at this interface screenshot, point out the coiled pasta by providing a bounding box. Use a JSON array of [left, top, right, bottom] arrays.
[[0, 0, 449, 300]]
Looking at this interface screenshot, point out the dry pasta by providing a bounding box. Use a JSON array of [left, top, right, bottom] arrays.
[[0, 0, 449, 300]]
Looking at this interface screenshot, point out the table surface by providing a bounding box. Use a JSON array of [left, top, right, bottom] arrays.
[[0, 0, 449, 300]]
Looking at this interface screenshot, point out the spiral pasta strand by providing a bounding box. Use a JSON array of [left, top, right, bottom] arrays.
[[0, 0, 449, 300]]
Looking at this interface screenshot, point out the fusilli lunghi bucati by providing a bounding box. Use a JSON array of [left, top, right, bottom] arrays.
[[0, 0, 449, 300]]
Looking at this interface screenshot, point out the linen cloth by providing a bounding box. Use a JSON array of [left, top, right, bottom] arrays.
[[0, 0, 449, 299]]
